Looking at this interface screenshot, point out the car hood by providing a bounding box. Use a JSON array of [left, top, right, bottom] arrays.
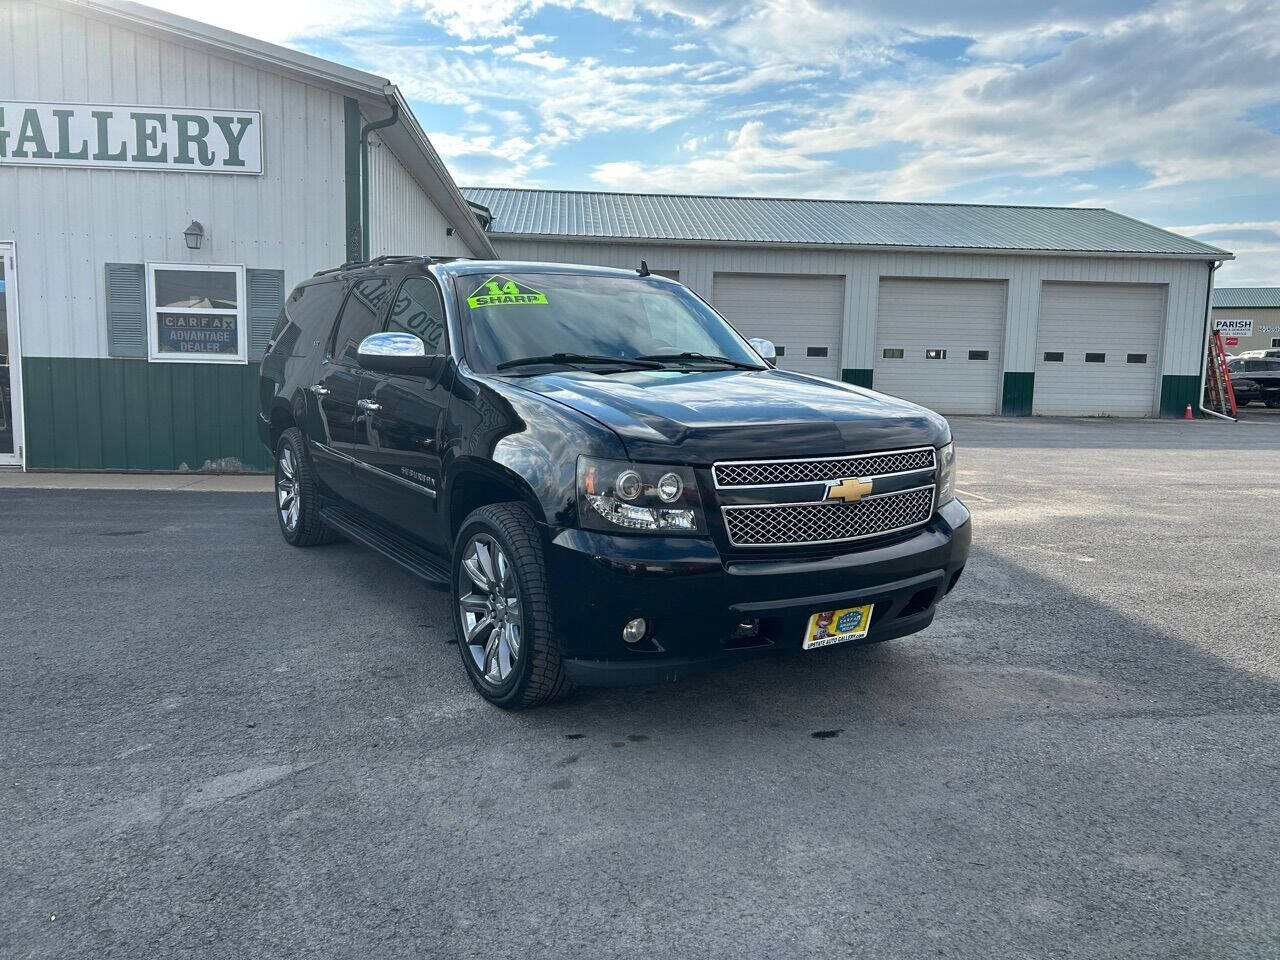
[[506, 367, 950, 463]]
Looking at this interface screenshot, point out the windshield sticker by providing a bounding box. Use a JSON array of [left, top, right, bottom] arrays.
[[467, 276, 548, 309]]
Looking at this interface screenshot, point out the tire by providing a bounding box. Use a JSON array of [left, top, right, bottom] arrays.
[[451, 503, 568, 709], [274, 427, 340, 547]]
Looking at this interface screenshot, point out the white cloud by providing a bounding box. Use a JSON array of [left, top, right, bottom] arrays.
[[513, 50, 571, 70], [137, 0, 1280, 280], [1169, 221, 1280, 284], [127, 0, 389, 44], [588, 1, 1280, 203], [592, 121, 837, 193], [354, 32, 821, 184]]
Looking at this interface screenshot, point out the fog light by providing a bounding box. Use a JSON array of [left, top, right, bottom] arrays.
[[623, 618, 647, 644], [733, 618, 759, 639]]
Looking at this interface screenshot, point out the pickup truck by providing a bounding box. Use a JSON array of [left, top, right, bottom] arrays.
[[258, 257, 971, 708]]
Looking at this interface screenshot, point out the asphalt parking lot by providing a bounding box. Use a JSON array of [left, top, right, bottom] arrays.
[[4, 417, 1279, 959]]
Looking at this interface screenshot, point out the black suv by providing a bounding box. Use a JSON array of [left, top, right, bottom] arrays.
[[258, 257, 970, 708]]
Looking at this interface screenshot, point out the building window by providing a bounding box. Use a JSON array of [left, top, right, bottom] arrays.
[[1085, 352, 1106, 363], [968, 350, 990, 361], [146, 263, 246, 363], [774, 346, 785, 356], [1043, 351, 1064, 362], [1272, 338, 1280, 348], [925, 349, 947, 360], [882, 348, 904, 359], [806, 346, 828, 358], [1126, 353, 1148, 364]]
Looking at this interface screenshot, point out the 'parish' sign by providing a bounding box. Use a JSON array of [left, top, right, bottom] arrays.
[[0, 101, 263, 175]]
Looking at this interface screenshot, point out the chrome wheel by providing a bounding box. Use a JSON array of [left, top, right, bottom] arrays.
[[277, 446, 300, 532], [458, 534, 522, 685]]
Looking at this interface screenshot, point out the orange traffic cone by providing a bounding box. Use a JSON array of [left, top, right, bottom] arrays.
[[1184, 403, 1194, 420]]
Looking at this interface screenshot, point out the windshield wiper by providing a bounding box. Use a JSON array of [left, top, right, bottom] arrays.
[[495, 352, 663, 371], [637, 351, 763, 370]]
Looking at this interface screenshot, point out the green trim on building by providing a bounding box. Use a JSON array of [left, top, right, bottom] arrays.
[[841, 368, 873, 388], [343, 97, 363, 263], [22, 357, 271, 472], [1001, 371, 1034, 416], [1159, 374, 1201, 418]]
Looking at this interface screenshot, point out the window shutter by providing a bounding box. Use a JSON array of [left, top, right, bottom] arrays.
[[247, 268, 285, 361], [105, 263, 147, 357]]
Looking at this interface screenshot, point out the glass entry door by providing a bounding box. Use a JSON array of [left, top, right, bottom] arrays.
[[0, 243, 22, 466]]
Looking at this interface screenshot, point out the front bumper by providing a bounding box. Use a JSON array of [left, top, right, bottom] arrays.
[[546, 499, 971, 686]]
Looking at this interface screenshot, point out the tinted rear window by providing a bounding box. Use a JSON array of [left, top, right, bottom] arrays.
[[331, 277, 394, 364], [285, 281, 345, 345]]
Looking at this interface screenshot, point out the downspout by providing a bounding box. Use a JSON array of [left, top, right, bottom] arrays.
[[359, 98, 400, 261], [1197, 260, 1235, 422]]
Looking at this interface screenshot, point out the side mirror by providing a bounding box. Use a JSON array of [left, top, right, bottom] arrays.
[[748, 337, 777, 366], [357, 332, 435, 376]]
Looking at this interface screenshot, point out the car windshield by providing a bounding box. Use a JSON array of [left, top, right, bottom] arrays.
[[455, 271, 766, 373]]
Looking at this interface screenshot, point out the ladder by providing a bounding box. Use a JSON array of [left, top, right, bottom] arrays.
[[1204, 330, 1238, 419]]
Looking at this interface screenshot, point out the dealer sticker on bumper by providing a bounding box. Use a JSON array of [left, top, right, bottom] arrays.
[[803, 604, 874, 650]]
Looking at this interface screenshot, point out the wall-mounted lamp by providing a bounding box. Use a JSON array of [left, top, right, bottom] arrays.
[[183, 220, 205, 250]]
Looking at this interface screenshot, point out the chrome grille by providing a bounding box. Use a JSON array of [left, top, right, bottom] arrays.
[[714, 447, 935, 487], [722, 486, 935, 547]]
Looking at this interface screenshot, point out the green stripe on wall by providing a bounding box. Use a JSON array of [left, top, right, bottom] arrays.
[[841, 368, 873, 388], [1159, 374, 1201, 418], [21, 357, 271, 472], [1001, 371, 1034, 416]]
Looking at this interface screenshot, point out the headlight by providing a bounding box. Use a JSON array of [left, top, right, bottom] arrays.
[[577, 457, 704, 534], [936, 442, 956, 506]]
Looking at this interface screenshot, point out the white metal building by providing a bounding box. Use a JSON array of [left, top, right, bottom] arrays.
[[1212, 288, 1280, 354], [0, 0, 493, 471], [463, 188, 1232, 418]]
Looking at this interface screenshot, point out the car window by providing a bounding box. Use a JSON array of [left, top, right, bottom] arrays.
[[386, 277, 447, 355], [330, 276, 393, 365], [456, 272, 763, 373], [287, 280, 344, 335]]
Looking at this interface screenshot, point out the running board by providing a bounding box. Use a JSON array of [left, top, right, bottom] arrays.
[[320, 506, 451, 587]]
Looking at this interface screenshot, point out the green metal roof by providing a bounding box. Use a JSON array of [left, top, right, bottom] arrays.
[[461, 187, 1231, 258], [1212, 287, 1280, 308]]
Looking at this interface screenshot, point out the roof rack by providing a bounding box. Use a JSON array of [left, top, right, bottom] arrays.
[[312, 254, 470, 277]]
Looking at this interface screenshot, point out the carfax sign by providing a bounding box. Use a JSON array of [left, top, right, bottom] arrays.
[[156, 314, 239, 355], [0, 101, 262, 174], [1214, 317, 1254, 338]]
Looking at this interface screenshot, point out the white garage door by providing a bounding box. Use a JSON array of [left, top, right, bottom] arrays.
[[873, 278, 1007, 414], [1034, 282, 1165, 417], [712, 273, 844, 379]]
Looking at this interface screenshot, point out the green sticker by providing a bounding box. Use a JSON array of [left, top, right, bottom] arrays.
[[467, 275, 548, 309]]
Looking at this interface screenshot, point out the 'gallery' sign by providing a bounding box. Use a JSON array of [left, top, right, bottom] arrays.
[[0, 101, 263, 175]]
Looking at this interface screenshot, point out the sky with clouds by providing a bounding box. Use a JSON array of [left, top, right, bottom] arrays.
[[148, 0, 1280, 283]]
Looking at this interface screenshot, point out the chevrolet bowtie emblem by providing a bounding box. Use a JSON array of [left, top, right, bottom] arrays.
[[825, 476, 873, 503]]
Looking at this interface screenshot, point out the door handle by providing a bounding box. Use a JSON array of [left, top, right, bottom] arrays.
[[357, 399, 381, 412], [310, 384, 331, 396]]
